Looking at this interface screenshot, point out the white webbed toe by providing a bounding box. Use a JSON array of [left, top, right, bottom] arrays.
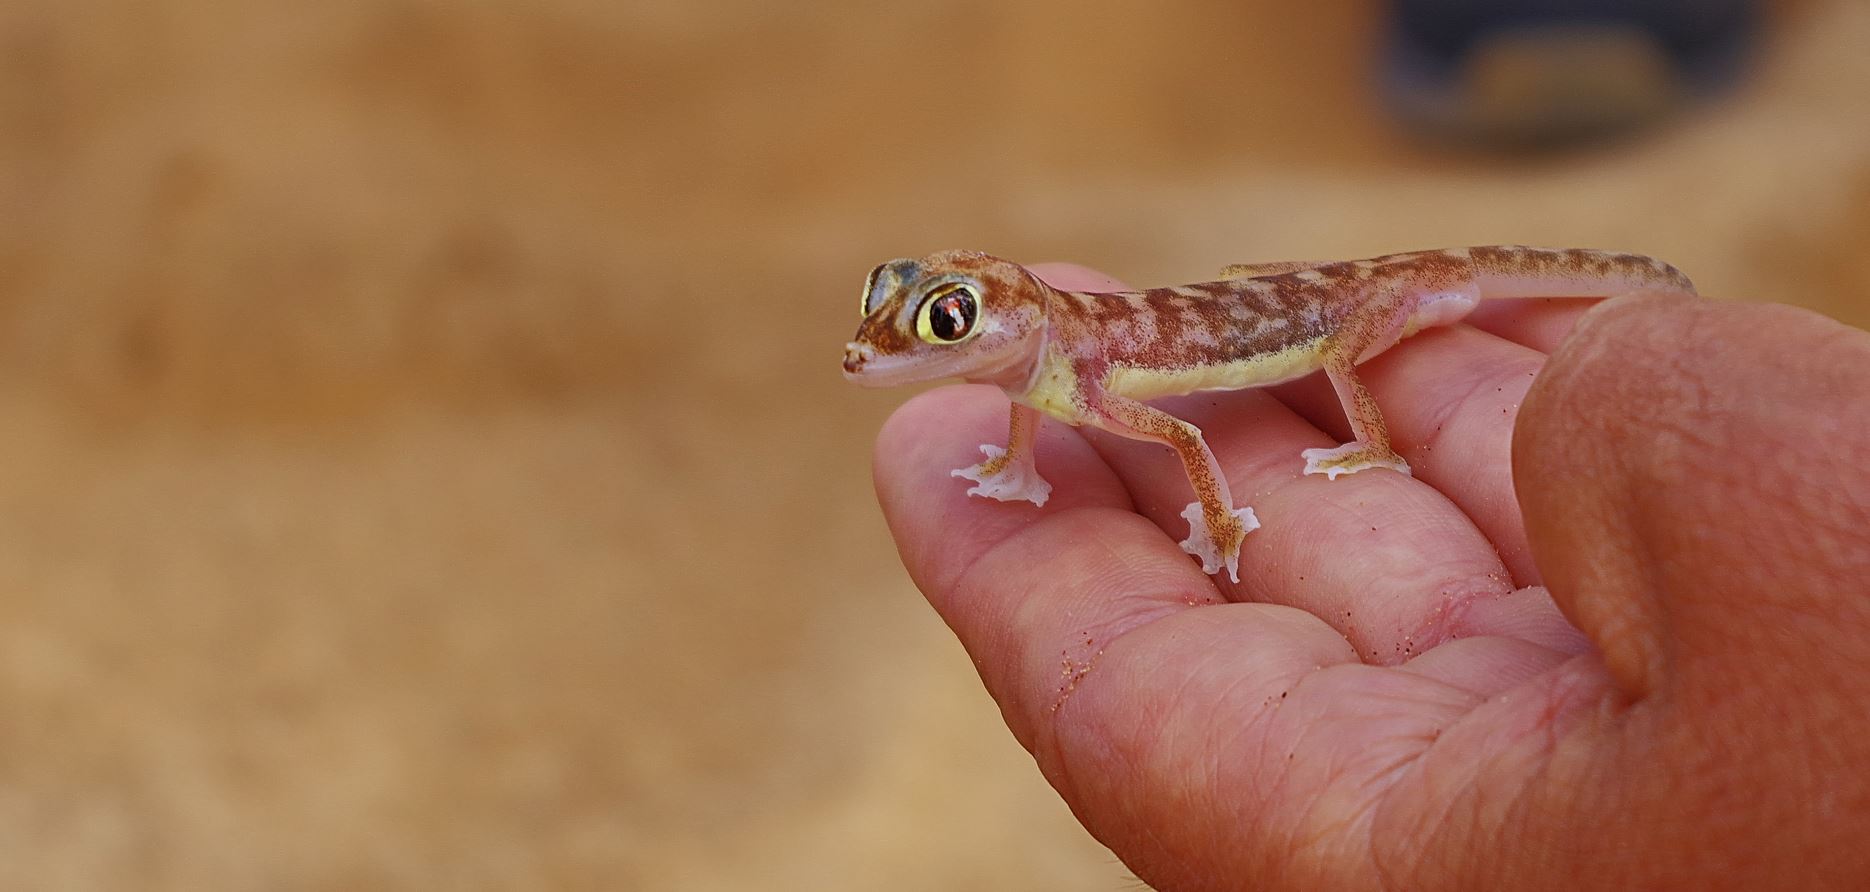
[[951, 445, 1052, 506], [1178, 501, 1259, 583], [1301, 444, 1412, 480]]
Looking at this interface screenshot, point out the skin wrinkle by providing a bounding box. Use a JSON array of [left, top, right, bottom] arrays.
[[1638, 317, 1724, 472], [1395, 634, 1574, 692], [1054, 613, 1305, 876], [1472, 696, 1583, 883], [1404, 585, 1512, 657], [1372, 734, 1477, 884], [1009, 523, 1211, 706], [1431, 589, 1587, 658], [1226, 663, 1418, 867], [1285, 798, 1376, 886], [1150, 644, 1255, 822], [1376, 656, 1614, 886], [1230, 675, 1327, 880], [1383, 567, 1515, 659], [1066, 608, 1381, 888], [946, 508, 1198, 748], [1270, 668, 1432, 882]]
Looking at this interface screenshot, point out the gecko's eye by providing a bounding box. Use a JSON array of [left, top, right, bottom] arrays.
[[916, 285, 979, 344]]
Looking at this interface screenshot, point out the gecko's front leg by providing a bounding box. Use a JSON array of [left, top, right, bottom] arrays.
[[1086, 389, 1259, 582], [953, 403, 1052, 506]]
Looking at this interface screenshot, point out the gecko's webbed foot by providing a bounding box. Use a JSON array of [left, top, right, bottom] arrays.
[[952, 445, 1052, 506], [1301, 443, 1412, 480], [1179, 502, 1260, 584]]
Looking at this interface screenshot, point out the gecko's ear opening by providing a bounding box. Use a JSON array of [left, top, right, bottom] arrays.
[[862, 259, 921, 316]]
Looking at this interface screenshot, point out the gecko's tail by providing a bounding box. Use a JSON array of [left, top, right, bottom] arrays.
[[1473, 246, 1696, 300]]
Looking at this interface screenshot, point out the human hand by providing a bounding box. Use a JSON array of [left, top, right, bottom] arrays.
[[871, 263, 1870, 890]]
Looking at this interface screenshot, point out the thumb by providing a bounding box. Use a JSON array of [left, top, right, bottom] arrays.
[[1509, 291, 1870, 884], [1515, 292, 1870, 701]]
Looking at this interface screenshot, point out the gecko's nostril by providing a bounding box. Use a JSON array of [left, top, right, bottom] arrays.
[[842, 343, 870, 374]]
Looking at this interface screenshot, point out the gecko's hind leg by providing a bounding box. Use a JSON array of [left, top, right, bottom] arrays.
[[1180, 502, 1261, 580], [953, 404, 1052, 506], [1302, 294, 1413, 480]]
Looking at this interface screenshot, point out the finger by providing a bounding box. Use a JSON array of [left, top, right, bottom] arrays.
[[874, 384, 1365, 759], [1487, 292, 1870, 886], [1463, 297, 1602, 353], [1026, 261, 1129, 293], [1086, 387, 1559, 665], [873, 384, 1132, 597], [940, 506, 1360, 758], [1271, 325, 1548, 585], [1515, 292, 1870, 701], [1398, 598, 1585, 695]]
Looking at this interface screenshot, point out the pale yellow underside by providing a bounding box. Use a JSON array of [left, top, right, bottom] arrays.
[[1106, 340, 1328, 400], [1019, 350, 1085, 421], [1018, 339, 1329, 423]]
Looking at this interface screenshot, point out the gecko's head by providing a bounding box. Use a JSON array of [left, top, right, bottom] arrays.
[[842, 251, 1050, 388]]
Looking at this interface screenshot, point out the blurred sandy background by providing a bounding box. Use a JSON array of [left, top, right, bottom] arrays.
[[1, 0, 1866, 888]]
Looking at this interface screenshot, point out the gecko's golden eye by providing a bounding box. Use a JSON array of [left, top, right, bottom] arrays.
[[916, 285, 979, 344]]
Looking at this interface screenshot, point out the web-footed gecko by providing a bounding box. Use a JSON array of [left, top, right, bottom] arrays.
[[842, 246, 1694, 582]]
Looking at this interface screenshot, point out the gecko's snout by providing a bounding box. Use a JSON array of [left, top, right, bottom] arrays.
[[842, 342, 872, 377]]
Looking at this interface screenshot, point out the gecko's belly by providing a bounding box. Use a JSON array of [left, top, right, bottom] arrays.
[[1105, 339, 1327, 401]]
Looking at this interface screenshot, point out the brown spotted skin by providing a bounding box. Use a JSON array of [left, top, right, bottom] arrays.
[[1039, 246, 1693, 388], [1470, 244, 1696, 292], [1048, 280, 1335, 372]]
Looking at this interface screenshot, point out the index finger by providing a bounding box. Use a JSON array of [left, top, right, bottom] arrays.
[[872, 384, 1361, 757]]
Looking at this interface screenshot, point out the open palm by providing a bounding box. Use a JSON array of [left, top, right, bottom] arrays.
[[871, 264, 1870, 890]]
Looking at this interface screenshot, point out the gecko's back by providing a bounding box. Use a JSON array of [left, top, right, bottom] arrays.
[[1047, 245, 1693, 402], [1045, 280, 1337, 401]]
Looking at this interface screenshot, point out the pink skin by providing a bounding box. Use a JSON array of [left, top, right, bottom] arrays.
[[871, 263, 1870, 890]]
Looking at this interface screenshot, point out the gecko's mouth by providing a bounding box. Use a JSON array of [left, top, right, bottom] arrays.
[[841, 344, 941, 387], [843, 329, 1044, 389]]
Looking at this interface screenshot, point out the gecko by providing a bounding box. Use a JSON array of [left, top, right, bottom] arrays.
[[841, 246, 1695, 582]]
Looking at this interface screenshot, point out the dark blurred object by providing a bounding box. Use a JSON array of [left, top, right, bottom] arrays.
[[1382, 0, 1760, 149]]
